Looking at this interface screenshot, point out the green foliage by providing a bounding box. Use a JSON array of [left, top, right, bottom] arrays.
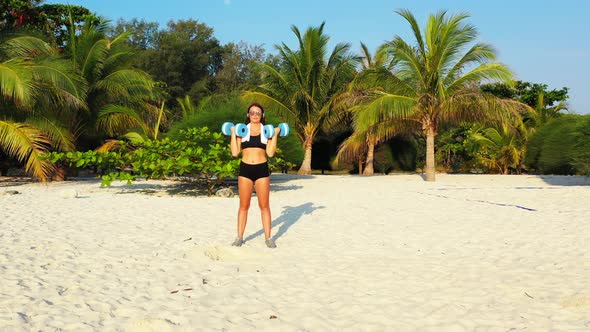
[[35, 4, 92, 48], [481, 81, 569, 109], [373, 145, 395, 174], [136, 19, 224, 101], [349, 10, 520, 181], [481, 80, 569, 129], [268, 149, 296, 174], [0, 33, 87, 180], [1, 0, 42, 32], [166, 93, 303, 170], [436, 125, 473, 173], [110, 18, 160, 50], [525, 115, 590, 175], [518, 81, 568, 109], [67, 20, 158, 150], [466, 126, 525, 174], [43, 127, 241, 195], [43, 149, 125, 173], [390, 136, 419, 172], [571, 117, 590, 176], [0, 1, 92, 48], [214, 41, 268, 93]]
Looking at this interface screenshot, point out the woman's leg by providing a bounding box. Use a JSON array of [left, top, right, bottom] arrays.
[[254, 176, 272, 240], [237, 176, 254, 239]]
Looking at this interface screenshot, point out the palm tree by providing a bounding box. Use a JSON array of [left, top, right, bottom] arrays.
[[67, 16, 158, 149], [530, 92, 568, 127], [331, 43, 405, 175], [468, 124, 527, 174], [356, 10, 525, 181], [0, 34, 87, 180], [243, 23, 358, 174]]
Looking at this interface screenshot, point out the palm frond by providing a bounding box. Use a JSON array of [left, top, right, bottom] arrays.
[[0, 120, 53, 180], [177, 95, 197, 120], [1, 35, 54, 59], [96, 139, 122, 153], [335, 131, 368, 163], [395, 9, 426, 55], [444, 43, 496, 86], [241, 91, 296, 123], [384, 37, 425, 87], [354, 93, 417, 133], [121, 131, 145, 144], [94, 69, 154, 98], [97, 105, 149, 137], [27, 116, 76, 152], [80, 39, 109, 83], [31, 57, 88, 109], [447, 63, 514, 94], [0, 60, 34, 107]]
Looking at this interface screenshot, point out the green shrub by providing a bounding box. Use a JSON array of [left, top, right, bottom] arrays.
[[390, 135, 419, 172], [525, 114, 590, 175], [570, 116, 590, 176], [166, 93, 303, 170], [43, 128, 240, 195], [374, 144, 395, 174]]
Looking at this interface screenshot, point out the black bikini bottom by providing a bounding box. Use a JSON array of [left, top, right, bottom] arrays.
[[238, 161, 270, 182]]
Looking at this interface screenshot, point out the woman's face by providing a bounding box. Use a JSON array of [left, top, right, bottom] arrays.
[[248, 106, 263, 123]]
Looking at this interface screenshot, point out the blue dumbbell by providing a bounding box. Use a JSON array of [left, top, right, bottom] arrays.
[[235, 123, 248, 137], [221, 122, 234, 136], [221, 122, 249, 137], [263, 124, 275, 139], [278, 123, 290, 137]]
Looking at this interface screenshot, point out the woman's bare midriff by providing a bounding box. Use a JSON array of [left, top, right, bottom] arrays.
[[241, 148, 267, 164]]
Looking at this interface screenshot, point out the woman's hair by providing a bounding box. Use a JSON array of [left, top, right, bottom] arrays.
[[245, 102, 265, 125]]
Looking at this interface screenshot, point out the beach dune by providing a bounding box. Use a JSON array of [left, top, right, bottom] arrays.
[[1, 174, 589, 331]]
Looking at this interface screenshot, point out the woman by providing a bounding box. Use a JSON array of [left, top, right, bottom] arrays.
[[229, 103, 281, 248]]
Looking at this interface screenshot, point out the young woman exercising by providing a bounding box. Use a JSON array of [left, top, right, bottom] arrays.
[[229, 103, 280, 248]]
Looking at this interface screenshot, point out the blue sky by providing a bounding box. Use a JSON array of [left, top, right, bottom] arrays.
[[48, 0, 590, 114]]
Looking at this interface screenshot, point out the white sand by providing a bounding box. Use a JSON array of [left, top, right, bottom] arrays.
[[1, 174, 590, 331]]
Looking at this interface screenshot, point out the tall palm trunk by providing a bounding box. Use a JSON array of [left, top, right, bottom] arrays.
[[363, 139, 375, 175], [425, 126, 436, 182], [298, 134, 313, 175]]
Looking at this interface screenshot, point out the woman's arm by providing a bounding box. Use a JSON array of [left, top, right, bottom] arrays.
[[230, 127, 241, 157], [266, 127, 281, 157]]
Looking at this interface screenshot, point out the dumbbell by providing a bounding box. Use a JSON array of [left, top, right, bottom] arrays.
[[221, 122, 248, 137], [261, 123, 290, 139], [262, 124, 275, 139], [277, 123, 290, 137]]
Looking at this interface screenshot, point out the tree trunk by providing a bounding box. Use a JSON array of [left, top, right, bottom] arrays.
[[425, 127, 436, 182], [298, 135, 313, 175], [363, 140, 375, 176], [358, 160, 363, 175]]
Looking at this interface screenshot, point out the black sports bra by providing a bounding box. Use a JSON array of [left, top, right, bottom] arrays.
[[241, 135, 266, 150]]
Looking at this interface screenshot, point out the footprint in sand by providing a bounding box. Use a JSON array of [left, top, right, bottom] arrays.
[[184, 245, 269, 263], [182, 245, 269, 286], [203, 246, 267, 262]]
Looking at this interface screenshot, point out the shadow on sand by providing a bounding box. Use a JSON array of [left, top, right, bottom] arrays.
[[244, 202, 324, 243], [0, 177, 38, 188], [537, 175, 590, 186], [110, 174, 311, 196], [418, 173, 590, 186]]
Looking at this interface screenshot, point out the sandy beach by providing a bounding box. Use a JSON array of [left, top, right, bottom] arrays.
[[1, 174, 589, 331]]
